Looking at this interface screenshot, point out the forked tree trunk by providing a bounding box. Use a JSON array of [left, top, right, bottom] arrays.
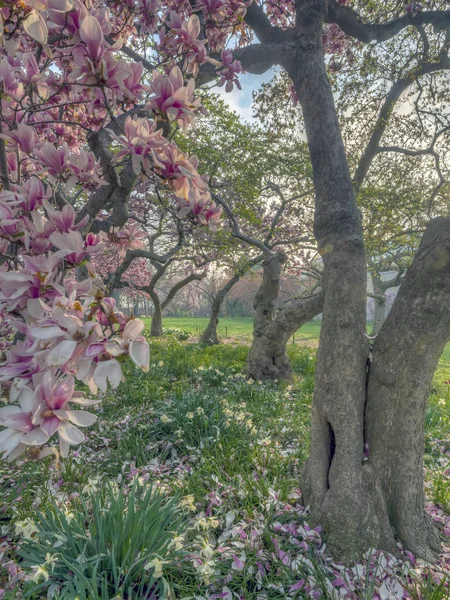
[[149, 291, 163, 337], [246, 293, 323, 381], [366, 217, 450, 560], [286, 2, 396, 560], [285, 1, 449, 562], [200, 273, 241, 345]]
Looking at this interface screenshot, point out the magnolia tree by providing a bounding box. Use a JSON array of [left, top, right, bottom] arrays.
[[91, 183, 211, 335], [211, 183, 324, 379], [0, 0, 232, 462]]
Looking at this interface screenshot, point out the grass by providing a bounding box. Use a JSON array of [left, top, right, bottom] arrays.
[[141, 317, 323, 341], [0, 322, 449, 599], [142, 316, 450, 370]]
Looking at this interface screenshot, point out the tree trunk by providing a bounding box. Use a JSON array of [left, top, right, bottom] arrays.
[[245, 252, 287, 377], [246, 293, 323, 381], [285, 2, 396, 560], [366, 217, 450, 560], [149, 291, 163, 337], [371, 295, 386, 336], [200, 273, 241, 345], [284, 3, 448, 562]]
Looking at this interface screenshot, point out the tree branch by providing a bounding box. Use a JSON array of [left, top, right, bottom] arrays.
[[327, 1, 450, 43]]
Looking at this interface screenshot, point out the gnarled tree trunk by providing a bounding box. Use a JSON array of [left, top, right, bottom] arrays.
[[286, 1, 448, 561], [246, 292, 323, 381], [287, 1, 396, 560], [245, 252, 287, 377]]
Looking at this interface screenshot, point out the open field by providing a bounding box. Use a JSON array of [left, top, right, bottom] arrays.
[[142, 317, 450, 375]]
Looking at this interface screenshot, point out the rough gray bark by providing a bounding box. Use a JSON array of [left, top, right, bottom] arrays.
[[366, 217, 450, 560], [247, 292, 324, 380], [285, 1, 396, 560], [283, 3, 449, 561], [245, 252, 287, 376]]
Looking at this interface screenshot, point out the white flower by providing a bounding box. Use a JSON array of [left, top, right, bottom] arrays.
[[160, 415, 172, 424], [169, 534, 185, 550], [32, 565, 49, 583], [82, 478, 100, 494], [179, 495, 196, 511], [15, 518, 38, 539], [144, 557, 169, 578], [45, 553, 59, 570]]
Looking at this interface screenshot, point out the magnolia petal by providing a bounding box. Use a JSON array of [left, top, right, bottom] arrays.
[[187, 14, 201, 38], [53, 409, 97, 427], [7, 443, 26, 462], [177, 206, 191, 218], [30, 326, 65, 340], [79, 15, 104, 61], [58, 421, 84, 445], [123, 319, 145, 342], [59, 437, 70, 458], [129, 339, 150, 372], [0, 429, 22, 452], [69, 396, 102, 406], [41, 416, 61, 437], [104, 340, 125, 357], [47, 339, 78, 367], [93, 359, 122, 393], [39, 446, 59, 460], [27, 297, 48, 319], [21, 427, 50, 446], [19, 387, 39, 413], [23, 10, 48, 44], [0, 406, 22, 419]]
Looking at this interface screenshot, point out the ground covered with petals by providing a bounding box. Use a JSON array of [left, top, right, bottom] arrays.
[[0, 329, 449, 599]]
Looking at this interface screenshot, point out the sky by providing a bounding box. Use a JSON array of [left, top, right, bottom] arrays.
[[215, 70, 275, 123]]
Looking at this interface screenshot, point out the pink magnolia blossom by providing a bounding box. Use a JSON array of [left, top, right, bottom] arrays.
[[147, 66, 203, 131]]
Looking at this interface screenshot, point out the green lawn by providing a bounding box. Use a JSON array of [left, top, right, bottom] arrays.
[[141, 316, 323, 341], [142, 316, 450, 375]]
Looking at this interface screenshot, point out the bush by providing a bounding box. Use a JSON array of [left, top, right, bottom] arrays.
[[19, 481, 186, 599]]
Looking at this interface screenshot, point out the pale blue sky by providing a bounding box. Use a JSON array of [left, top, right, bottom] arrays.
[[215, 69, 276, 122]]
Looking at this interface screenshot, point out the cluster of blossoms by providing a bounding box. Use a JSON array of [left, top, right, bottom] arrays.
[[0, 179, 151, 460], [0, 0, 250, 462]]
